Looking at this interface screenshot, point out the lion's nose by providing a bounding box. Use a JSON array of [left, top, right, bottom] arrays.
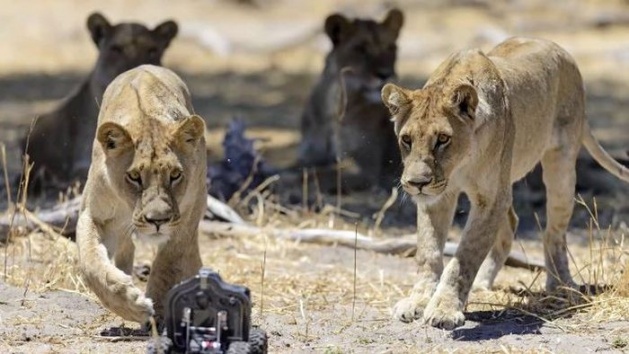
[[376, 69, 394, 80], [404, 176, 433, 190]]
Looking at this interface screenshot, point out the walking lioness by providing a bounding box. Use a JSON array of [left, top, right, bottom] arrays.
[[381, 37, 629, 329], [76, 65, 207, 324]]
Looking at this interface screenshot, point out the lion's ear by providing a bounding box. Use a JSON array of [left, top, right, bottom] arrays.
[[382, 8, 404, 37], [87, 12, 112, 47], [174, 115, 206, 146], [451, 84, 478, 121], [381, 83, 410, 116], [325, 14, 351, 46], [152, 20, 178, 46], [97, 122, 133, 155], [382, 83, 411, 134]]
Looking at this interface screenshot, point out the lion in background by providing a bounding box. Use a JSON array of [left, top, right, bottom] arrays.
[[76, 65, 207, 325], [23, 13, 178, 189], [381, 37, 629, 329], [297, 8, 404, 191]]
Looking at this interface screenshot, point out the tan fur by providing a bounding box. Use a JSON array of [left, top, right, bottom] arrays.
[[297, 9, 403, 190], [381, 37, 629, 329], [76, 65, 207, 324], [24, 13, 178, 187]]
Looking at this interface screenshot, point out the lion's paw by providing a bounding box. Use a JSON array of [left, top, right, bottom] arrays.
[[124, 286, 155, 323], [105, 280, 154, 323], [392, 296, 424, 323], [423, 297, 465, 330], [471, 279, 492, 292]]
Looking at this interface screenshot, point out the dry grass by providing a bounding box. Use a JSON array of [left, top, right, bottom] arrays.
[[1, 132, 628, 354], [0, 2, 628, 352], [2, 170, 629, 320], [1, 132, 627, 352], [618, 260, 629, 297]]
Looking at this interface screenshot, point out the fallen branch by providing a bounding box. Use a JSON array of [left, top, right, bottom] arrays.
[[199, 220, 545, 271], [205, 195, 245, 224], [0, 198, 81, 238], [0, 197, 545, 271]]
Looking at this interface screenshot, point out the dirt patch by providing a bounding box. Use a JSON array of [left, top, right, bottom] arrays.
[[1, 232, 628, 353]]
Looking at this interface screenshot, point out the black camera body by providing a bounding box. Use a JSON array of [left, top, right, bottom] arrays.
[[147, 268, 267, 354]]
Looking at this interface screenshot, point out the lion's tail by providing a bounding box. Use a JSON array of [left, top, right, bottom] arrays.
[[581, 121, 629, 183]]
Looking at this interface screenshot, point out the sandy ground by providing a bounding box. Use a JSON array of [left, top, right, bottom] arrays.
[[1, 0, 629, 353], [1, 229, 628, 353]]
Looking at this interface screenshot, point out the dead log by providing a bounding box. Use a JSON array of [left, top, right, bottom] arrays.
[[0, 198, 545, 271], [198, 220, 545, 271], [205, 195, 245, 224], [0, 198, 81, 238]]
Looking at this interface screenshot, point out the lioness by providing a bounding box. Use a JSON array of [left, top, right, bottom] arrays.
[[76, 65, 207, 324], [298, 9, 403, 190], [24, 13, 178, 187], [381, 37, 629, 329]]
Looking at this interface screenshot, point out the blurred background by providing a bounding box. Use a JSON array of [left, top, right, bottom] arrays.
[[0, 0, 628, 230]]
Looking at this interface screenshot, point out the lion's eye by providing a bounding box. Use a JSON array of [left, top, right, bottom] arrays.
[[400, 134, 412, 149], [170, 170, 182, 183], [126, 171, 142, 187], [435, 134, 451, 148]]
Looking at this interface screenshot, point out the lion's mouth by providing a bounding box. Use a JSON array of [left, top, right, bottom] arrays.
[[403, 180, 448, 197], [425, 180, 448, 195], [344, 74, 392, 104], [132, 227, 172, 246]]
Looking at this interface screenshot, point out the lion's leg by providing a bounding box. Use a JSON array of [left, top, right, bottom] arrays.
[[423, 189, 511, 330], [392, 191, 458, 323], [114, 232, 135, 276], [473, 206, 518, 290], [541, 148, 578, 291], [145, 235, 202, 322], [76, 212, 154, 323]]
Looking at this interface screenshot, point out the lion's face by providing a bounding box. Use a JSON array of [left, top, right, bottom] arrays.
[[96, 115, 206, 245], [324, 9, 403, 102], [87, 12, 178, 97], [381, 83, 478, 203]]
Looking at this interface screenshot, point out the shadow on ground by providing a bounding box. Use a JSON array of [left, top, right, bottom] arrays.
[[456, 310, 544, 341], [456, 281, 617, 341]]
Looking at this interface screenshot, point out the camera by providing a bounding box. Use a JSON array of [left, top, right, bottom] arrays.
[[147, 268, 267, 354]]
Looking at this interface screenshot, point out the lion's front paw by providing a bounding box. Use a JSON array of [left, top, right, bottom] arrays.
[[392, 296, 424, 323], [423, 296, 465, 330], [471, 279, 492, 292], [124, 286, 155, 323], [100, 270, 155, 323]]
